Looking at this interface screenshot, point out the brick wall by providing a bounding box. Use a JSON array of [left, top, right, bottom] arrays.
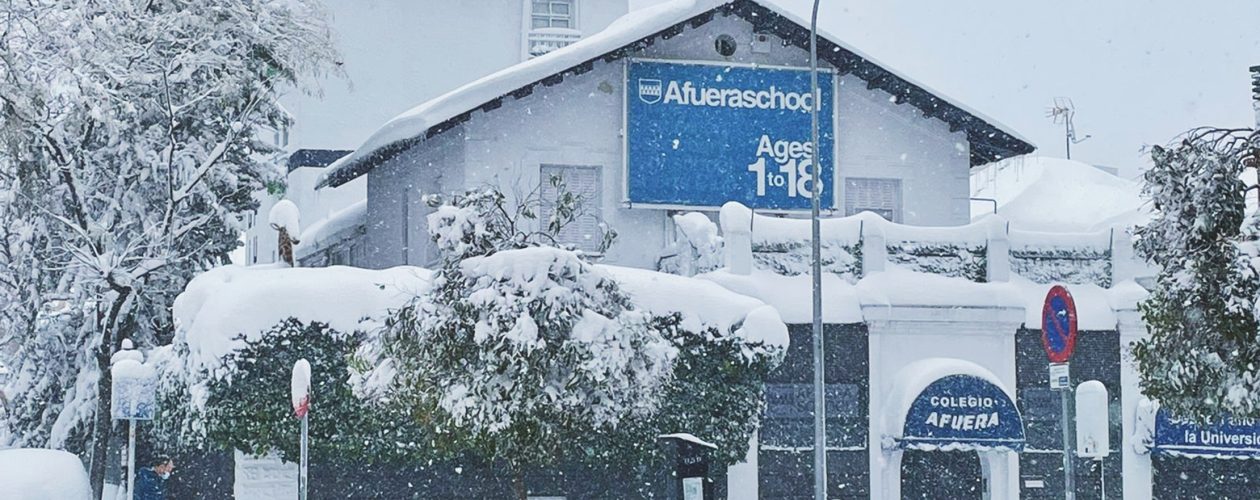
[[1015, 328, 1121, 499], [759, 323, 869, 499]]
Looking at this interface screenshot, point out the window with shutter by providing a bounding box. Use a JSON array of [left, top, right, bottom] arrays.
[[540, 164, 603, 253], [844, 178, 902, 222]]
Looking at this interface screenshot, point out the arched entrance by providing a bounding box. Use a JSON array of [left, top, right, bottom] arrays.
[[880, 359, 1025, 499], [900, 450, 984, 499]]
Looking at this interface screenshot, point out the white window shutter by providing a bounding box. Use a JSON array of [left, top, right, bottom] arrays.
[[844, 178, 902, 222], [540, 165, 603, 252]]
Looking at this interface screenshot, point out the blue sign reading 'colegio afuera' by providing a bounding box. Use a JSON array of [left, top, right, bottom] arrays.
[[626, 59, 835, 210], [902, 375, 1025, 450]]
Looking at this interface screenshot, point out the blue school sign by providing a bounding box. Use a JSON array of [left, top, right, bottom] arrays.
[[1154, 409, 1260, 458], [901, 375, 1025, 450], [625, 59, 836, 210]]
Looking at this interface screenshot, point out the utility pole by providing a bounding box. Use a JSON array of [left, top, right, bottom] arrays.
[[808, 1, 827, 499]]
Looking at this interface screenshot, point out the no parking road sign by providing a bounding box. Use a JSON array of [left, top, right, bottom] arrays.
[[1042, 284, 1080, 499], [1041, 285, 1078, 363]]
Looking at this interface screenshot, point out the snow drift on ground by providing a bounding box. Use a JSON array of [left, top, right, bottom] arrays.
[[0, 448, 93, 499], [971, 156, 1147, 232]]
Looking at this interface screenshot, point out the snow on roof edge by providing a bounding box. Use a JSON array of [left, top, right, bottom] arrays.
[[319, 0, 1033, 188]]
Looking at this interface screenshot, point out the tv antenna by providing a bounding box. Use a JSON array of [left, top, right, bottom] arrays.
[[1047, 97, 1091, 160]]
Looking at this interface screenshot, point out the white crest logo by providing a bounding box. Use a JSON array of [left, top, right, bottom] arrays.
[[638, 78, 662, 104]]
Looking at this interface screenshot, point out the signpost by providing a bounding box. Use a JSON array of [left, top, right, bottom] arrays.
[[1041, 285, 1078, 500], [110, 339, 156, 500], [291, 359, 311, 500], [624, 59, 836, 211], [900, 375, 1026, 450]]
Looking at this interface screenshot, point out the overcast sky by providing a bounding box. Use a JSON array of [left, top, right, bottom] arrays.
[[295, 1, 1260, 179], [731, 0, 1260, 176]]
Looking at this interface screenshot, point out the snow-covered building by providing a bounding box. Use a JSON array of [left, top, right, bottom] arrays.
[[317, 0, 1032, 271], [214, 1, 1260, 499], [242, 0, 635, 266]]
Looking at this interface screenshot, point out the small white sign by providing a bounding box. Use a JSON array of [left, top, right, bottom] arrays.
[[1049, 363, 1070, 390], [682, 477, 703, 500], [1024, 479, 1045, 488]]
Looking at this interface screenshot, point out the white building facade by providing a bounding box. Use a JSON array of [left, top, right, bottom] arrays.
[[307, 0, 1260, 498], [243, 0, 632, 266]]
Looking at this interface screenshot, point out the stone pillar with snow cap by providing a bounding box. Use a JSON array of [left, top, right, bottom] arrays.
[[269, 199, 301, 267], [719, 202, 752, 276], [983, 214, 1011, 283], [861, 215, 887, 275]]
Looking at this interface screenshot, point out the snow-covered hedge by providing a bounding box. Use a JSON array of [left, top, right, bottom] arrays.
[[743, 210, 865, 281], [1009, 229, 1114, 287], [886, 241, 987, 282], [202, 319, 426, 464], [366, 187, 789, 477]]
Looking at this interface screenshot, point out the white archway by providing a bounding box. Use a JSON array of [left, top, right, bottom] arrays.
[[878, 358, 1025, 499]]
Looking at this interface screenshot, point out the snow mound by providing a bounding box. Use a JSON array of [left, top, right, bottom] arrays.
[[971, 156, 1147, 232], [172, 264, 432, 377], [857, 266, 1024, 310], [0, 449, 93, 499], [605, 265, 769, 334], [699, 268, 863, 324], [268, 199, 301, 236]]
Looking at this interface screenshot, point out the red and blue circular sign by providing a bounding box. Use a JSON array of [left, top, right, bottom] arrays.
[[1041, 285, 1078, 363]]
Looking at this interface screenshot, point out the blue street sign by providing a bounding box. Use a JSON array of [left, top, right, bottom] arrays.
[[1041, 285, 1078, 363], [625, 59, 836, 210], [1154, 409, 1260, 458], [901, 375, 1025, 450]]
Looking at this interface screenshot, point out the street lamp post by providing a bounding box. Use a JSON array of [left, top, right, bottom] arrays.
[[809, 1, 827, 499]]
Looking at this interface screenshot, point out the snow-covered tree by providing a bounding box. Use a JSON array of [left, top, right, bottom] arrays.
[[0, 0, 339, 493], [387, 190, 671, 496], [1134, 128, 1260, 421], [375, 186, 782, 499]]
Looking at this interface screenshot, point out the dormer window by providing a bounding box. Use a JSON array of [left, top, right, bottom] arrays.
[[532, 0, 575, 29], [525, 0, 581, 59]]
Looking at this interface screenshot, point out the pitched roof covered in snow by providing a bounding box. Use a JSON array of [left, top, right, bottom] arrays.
[[319, 0, 1034, 188]]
